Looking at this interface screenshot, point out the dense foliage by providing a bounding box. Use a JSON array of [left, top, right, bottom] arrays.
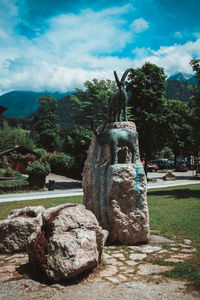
[[48, 152, 74, 176], [0, 121, 35, 152], [127, 62, 167, 162], [26, 160, 51, 177], [63, 128, 93, 178], [70, 79, 117, 126], [189, 59, 200, 155], [33, 95, 62, 152]]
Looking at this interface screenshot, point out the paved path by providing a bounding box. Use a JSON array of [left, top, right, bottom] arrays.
[[0, 171, 199, 203]]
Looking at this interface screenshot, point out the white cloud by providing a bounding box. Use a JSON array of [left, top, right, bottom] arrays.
[[132, 39, 200, 75], [0, 5, 135, 93], [130, 18, 149, 33], [0, 1, 200, 95]]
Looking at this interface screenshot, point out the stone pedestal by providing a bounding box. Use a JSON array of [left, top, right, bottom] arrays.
[[82, 122, 150, 245]]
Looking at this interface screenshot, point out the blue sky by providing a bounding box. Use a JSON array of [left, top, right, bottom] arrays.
[[0, 0, 200, 94]]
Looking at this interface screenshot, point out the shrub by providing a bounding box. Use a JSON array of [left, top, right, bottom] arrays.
[[26, 160, 51, 177], [26, 160, 51, 188], [49, 153, 74, 176], [0, 178, 29, 193]]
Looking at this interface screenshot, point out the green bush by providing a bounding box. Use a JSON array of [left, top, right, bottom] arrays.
[[0, 178, 29, 193], [12, 171, 25, 180], [49, 153, 74, 176], [26, 160, 51, 177]]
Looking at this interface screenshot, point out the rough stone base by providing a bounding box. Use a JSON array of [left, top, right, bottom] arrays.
[[82, 122, 149, 245]]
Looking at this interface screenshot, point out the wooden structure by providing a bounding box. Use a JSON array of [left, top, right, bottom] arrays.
[[0, 146, 41, 173]]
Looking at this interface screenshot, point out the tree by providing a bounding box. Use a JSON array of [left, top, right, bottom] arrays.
[[33, 95, 62, 152], [189, 59, 200, 155], [0, 121, 35, 152], [70, 79, 117, 126], [127, 62, 167, 166], [63, 127, 93, 179], [163, 99, 192, 165]]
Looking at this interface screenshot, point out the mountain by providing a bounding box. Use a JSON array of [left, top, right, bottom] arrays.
[[166, 72, 198, 103], [28, 93, 77, 129], [0, 90, 69, 118], [167, 72, 194, 82], [165, 80, 192, 103]]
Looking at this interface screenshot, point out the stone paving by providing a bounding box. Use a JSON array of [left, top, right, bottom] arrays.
[[0, 234, 199, 300], [93, 234, 196, 284]]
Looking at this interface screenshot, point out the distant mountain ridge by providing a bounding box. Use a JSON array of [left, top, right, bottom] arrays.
[[0, 90, 70, 118], [167, 72, 198, 86], [166, 72, 198, 103], [0, 72, 199, 128]]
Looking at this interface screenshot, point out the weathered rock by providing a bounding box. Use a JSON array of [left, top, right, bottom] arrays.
[[82, 121, 149, 245], [27, 203, 108, 283], [0, 206, 44, 254], [8, 206, 45, 219], [163, 172, 176, 181]]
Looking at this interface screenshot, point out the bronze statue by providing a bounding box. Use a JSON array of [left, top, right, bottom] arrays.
[[108, 68, 133, 122], [92, 122, 137, 164]]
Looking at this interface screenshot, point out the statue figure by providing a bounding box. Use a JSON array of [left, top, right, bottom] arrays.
[[108, 68, 133, 122], [92, 122, 137, 164]]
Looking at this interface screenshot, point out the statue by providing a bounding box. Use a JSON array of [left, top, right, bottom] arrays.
[[108, 68, 133, 122], [92, 122, 137, 164]]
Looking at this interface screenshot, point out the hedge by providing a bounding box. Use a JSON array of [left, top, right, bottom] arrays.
[[0, 179, 29, 193]]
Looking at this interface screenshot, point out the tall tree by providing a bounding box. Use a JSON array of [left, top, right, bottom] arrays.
[[163, 99, 192, 165], [33, 95, 62, 152], [127, 62, 167, 165], [70, 79, 117, 126], [189, 59, 200, 155]]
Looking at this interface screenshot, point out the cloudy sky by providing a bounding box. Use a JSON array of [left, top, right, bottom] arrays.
[[0, 0, 200, 95]]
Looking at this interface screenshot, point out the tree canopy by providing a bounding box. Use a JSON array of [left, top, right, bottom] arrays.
[[127, 62, 167, 161], [0, 121, 34, 152], [70, 79, 117, 126], [33, 95, 62, 152], [189, 59, 200, 155]]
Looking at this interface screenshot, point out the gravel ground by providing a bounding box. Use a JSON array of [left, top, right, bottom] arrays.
[[0, 234, 199, 300]]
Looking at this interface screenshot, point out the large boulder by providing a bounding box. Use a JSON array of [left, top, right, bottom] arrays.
[[27, 203, 108, 283], [82, 121, 150, 245], [0, 206, 44, 253]]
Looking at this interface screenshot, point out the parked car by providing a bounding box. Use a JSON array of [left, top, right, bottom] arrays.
[[142, 162, 159, 172], [175, 162, 188, 172], [151, 160, 171, 169]]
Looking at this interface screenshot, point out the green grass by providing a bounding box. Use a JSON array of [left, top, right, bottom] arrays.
[[148, 184, 200, 289], [0, 184, 200, 288], [0, 196, 83, 220], [148, 184, 200, 242]]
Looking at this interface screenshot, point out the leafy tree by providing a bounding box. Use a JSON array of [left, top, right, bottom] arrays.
[[70, 79, 117, 126], [163, 99, 192, 165], [127, 62, 167, 166], [0, 121, 35, 151], [63, 127, 93, 179], [33, 95, 62, 152], [189, 59, 200, 154]]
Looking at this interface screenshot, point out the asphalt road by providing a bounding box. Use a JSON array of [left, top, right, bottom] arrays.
[[0, 171, 199, 203]]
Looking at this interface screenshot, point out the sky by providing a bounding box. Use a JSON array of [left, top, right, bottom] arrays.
[[0, 0, 200, 95]]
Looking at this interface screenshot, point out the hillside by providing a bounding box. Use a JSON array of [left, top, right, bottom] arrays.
[[0, 90, 68, 118], [165, 80, 192, 103]]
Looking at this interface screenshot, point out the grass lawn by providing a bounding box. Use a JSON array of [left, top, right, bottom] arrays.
[[148, 184, 200, 289], [0, 196, 83, 220], [0, 184, 199, 288]]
